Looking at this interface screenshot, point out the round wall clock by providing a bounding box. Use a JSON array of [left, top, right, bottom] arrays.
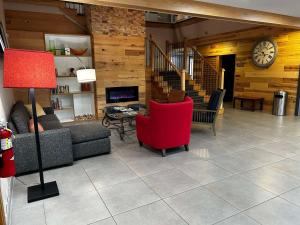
[[252, 39, 278, 68]]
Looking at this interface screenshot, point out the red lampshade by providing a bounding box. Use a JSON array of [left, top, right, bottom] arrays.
[[3, 48, 56, 88]]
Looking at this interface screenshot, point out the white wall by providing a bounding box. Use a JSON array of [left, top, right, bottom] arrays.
[[146, 26, 175, 51], [175, 19, 256, 41], [146, 19, 257, 50], [0, 0, 15, 223]]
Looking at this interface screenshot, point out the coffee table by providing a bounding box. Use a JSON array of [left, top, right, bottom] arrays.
[[102, 105, 146, 140]]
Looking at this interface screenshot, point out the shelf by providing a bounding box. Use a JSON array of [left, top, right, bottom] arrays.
[[51, 91, 94, 96], [54, 107, 73, 112], [54, 55, 92, 58], [56, 76, 77, 78]]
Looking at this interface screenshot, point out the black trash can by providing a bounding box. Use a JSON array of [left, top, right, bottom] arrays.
[[272, 91, 288, 116]]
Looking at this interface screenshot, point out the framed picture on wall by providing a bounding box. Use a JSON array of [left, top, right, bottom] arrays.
[[0, 22, 8, 53]]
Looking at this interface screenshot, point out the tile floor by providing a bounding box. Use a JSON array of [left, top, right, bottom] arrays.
[[11, 107, 300, 225]]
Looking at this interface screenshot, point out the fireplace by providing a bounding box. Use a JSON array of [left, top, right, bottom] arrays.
[[106, 86, 139, 103]]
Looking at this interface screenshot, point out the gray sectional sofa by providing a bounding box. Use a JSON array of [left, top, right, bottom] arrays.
[[8, 101, 111, 175]]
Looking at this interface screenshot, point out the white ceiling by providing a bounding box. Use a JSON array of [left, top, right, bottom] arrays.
[[198, 0, 300, 18]]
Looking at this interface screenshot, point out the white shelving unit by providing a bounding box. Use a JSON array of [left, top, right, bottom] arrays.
[[45, 34, 95, 123]]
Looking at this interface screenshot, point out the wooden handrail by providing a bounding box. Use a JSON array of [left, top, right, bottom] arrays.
[[191, 46, 219, 75], [149, 38, 183, 78]]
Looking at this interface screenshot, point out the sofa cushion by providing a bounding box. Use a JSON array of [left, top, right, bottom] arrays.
[[38, 114, 62, 130], [25, 103, 46, 117], [67, 122, 111, 144], [10, 101, 30, 134]]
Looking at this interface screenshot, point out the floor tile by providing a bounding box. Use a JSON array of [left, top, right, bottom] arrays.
[[114, 201, 187, 225], [83, 155, 137, 189], [241, 166, 300, 195], [90, 218, 116, 225], [210, 148, 284, 173], [214, 213, 260, 225], [245, 197, 300, 225], [205, 175, 275, 210], [143, 169, 199, 198], [98, 178, 160, 215], [166, 151, 204, 165], [165, 187, 238, 225], [11, 204, 46, 225], [271, 159, 300, 179], [280, 187, 300, 206], [259, 141, 300, 157], [126, 157, 174, 177], [44, 190, 110, 225], [177, 160, 233, 185]]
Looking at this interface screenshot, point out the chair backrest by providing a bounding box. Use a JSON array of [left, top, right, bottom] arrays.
[[207, 89, 225, 111], [149, 97, 193, 147]]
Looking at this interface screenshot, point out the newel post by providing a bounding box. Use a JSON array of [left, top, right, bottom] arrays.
[[219, 68, 225, 114], [181, 69, 186, 91]]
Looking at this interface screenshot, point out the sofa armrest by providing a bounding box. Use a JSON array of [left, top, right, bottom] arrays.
[[13, 128, 73, 175], [43, 107, 54, 115]]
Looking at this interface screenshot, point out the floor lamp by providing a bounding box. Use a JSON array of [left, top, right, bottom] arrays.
[[3, 49, 59, 203]]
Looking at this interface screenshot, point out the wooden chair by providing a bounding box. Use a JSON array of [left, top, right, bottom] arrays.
[[192, 89, 226, 136], [167, 90, 186, 103]]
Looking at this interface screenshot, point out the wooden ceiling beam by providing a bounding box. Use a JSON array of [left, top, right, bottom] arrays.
[[62, 0, 300, 29]]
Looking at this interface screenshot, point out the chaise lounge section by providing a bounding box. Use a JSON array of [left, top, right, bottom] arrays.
[[8, 101, 111, 175]]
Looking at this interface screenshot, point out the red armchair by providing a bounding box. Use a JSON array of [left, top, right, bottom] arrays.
[[136, 97, 193, 157]]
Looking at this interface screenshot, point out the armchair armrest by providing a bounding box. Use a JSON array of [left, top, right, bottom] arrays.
[[43, 107, 54, 115], [13, 128, 73, 175], [193, 109, 217, 113], [136, 114, 151, 144]]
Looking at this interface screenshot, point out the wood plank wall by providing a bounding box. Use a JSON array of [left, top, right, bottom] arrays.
[[93, 35, 146, 117], [194, 26, 300, 115], [5, 9, 87, 106], [87, 5, 146, 117]]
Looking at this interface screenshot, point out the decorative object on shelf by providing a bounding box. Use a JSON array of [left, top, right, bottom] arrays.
[[51, 85, 70, 94], [70, 48, 88, 56], [75, 114, 96, 121], [65, 47, 71, 56], [4, 48, 59, 203], [252, 39, 278, 68], [69, 68, 76, 77], [81, 83, 91, 92]]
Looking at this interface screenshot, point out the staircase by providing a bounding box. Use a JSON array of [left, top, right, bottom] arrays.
[[147, 37, 221, 109]]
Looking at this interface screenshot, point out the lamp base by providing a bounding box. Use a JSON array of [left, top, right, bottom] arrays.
[[27, 181, 59, 203]]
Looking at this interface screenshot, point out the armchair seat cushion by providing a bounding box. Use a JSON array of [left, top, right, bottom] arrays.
[[66, 121, 111, 144]]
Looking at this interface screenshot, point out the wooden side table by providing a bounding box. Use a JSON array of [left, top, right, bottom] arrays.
[[233, 96, 264, 111]]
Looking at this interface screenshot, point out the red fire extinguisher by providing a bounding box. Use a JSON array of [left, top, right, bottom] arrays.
[[0, 124, 16, 177]]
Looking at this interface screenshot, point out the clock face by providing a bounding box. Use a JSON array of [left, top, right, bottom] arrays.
[[252, 39, 277, 68]]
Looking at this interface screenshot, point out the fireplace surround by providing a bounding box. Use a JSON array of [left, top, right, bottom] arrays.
[[106, 86, 139, 103]]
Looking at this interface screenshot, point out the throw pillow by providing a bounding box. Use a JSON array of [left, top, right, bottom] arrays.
[[25, 103, 46, 117], [11, 101, 30, 134], [28, 119, 44, 133]]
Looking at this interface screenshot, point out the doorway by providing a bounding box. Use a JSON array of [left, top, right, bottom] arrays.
[[221, 54, 236, 102]]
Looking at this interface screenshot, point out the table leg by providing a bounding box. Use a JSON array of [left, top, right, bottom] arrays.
[[260, 100, 264, 111], [233, 98, 236, 108], [240, 100, 244, 109], [119, 118, 125, 141]]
